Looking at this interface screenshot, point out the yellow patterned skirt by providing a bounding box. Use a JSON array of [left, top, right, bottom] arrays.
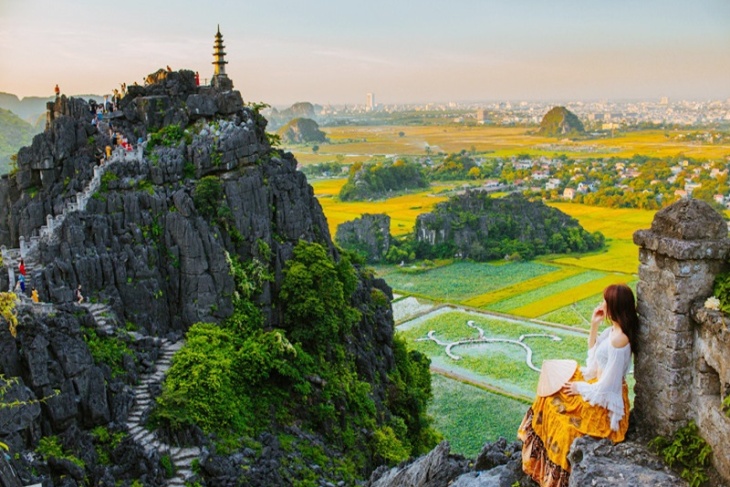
[[517, 369, 630, 487]]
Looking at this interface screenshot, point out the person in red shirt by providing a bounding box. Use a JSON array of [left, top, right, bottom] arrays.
[[54, 84, 60, 97], [19, 258, 26, 276]]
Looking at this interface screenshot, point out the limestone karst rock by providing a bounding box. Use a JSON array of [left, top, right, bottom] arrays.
[[0, 67, 414, 486], [335, 213, 391, 263], [538, 106, 585, 137], [277, 117, 327, 144]]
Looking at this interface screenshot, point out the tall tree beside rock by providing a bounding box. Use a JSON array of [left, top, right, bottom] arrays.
[[538, 106, 585, 137]]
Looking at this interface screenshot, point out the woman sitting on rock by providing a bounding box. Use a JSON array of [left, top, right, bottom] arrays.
[[518, 283, 638, 487]]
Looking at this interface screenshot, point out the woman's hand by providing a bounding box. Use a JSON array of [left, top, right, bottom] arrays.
[[562, 381, 580, 396], [591, 301, 606, 326]]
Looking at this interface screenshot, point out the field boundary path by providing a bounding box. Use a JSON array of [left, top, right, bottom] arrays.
[[395, 298, 588, 402]]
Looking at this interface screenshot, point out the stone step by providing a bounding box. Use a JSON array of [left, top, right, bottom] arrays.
[[172, 447, 201, 462], [132, 430, 155, 443]]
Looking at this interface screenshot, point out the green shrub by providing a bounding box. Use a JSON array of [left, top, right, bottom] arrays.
[[91, 426, 126, 465], [160, 454, 175, 478], [99, 171, 118, 193], [372, 425, 410, 465], [37, 436, 85, 469], [649, 421, 712, 487], [712, 271, 730, 314], [147, 124, 187, 150], [193, 176, 223, 218], [82, 327, 134, 378]]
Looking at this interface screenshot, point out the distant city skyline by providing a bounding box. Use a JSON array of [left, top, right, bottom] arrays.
[[1, 0, 729, 105]]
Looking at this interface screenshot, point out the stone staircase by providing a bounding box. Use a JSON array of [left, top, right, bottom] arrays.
[[1, 144, 144, 293], [83, 303, 202, 486], [1, 141, 203, 485], [124, 338, 201, 486]]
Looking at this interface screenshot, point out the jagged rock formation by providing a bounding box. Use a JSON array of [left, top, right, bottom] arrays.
[[277, 117, 327, 144], [335, 213, 391, 263], [567, 437, 686, 486], [537, 106, 585, 137], [368, 437, 687, 487], [415, 192, 603, 261], [0, 303, 169, 486], [0, 67, 421, 486]]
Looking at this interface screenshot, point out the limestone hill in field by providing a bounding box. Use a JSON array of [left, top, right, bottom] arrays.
[[277, 117, 327, 144], [538, 106, 585, 137], [415, 192, 604, 261], [339, 158, 429, 201]]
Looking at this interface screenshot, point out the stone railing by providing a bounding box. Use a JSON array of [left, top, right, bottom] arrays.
[[2, 146, 144, 292], [633, 198, 730, 482]]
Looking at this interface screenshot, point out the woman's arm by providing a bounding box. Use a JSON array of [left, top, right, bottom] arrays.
[[566, 344, 631, 430], [588, 302, 605, 349]]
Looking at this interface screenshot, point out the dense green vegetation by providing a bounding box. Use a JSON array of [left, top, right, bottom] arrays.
[[649, 421, 712, 487], [339, 158, 429, 201], [378, 261, 558, 302], [153, 242, 438, 477], [0, 108, 38, 173], [389, 193, 604, 262], [428, 374, 528, 457]]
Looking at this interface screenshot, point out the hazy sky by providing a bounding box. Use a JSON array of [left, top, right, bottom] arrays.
[[1, 0, 729, 105]]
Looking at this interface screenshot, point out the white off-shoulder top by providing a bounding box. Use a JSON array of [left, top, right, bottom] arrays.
[[575, 327, 632, 431]]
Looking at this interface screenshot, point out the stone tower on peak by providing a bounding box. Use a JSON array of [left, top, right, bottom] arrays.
[[211, 25, 233, 91]]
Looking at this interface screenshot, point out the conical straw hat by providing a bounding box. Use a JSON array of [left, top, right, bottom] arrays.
[[536, 359, 578, 397]]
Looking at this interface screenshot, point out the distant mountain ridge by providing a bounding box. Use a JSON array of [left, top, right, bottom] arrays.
[[0, 108, 38, 173], [0, 91, 103, 123]]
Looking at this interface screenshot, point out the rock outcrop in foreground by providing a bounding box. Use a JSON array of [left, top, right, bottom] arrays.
[[367, 437, 686, 487]]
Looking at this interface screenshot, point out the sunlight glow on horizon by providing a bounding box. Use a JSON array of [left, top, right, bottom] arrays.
[[1, 0, 728, 105]]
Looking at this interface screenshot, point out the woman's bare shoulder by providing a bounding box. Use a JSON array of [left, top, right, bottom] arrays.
[[610, 330, 630, 349]]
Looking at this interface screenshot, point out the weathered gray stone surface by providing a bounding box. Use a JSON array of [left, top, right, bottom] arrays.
[[568, 437, 686, 487], [368, 441, 470, 487], [0, 453, 22, 487], [634, 198, 730, 483], [335, 213, 391, 263]]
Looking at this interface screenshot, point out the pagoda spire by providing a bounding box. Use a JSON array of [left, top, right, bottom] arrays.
[[212, 24, 228, 77]]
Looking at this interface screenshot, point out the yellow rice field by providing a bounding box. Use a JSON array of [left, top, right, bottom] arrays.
[[284, 126, 730, 163], [546, 202, 655, 240], [509, 274, 631, 318], [549, 241, 640, 275], [463, 267, 584, 308], [311, 179, 458, 236]]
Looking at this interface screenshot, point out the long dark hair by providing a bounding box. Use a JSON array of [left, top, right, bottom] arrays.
[[604, 284, 639, 354]]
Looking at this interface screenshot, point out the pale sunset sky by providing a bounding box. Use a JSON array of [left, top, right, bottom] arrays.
[[1, 0, 729, 105]]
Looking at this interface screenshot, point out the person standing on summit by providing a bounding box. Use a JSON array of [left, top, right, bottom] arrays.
[[54, 84, 60, 97]]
